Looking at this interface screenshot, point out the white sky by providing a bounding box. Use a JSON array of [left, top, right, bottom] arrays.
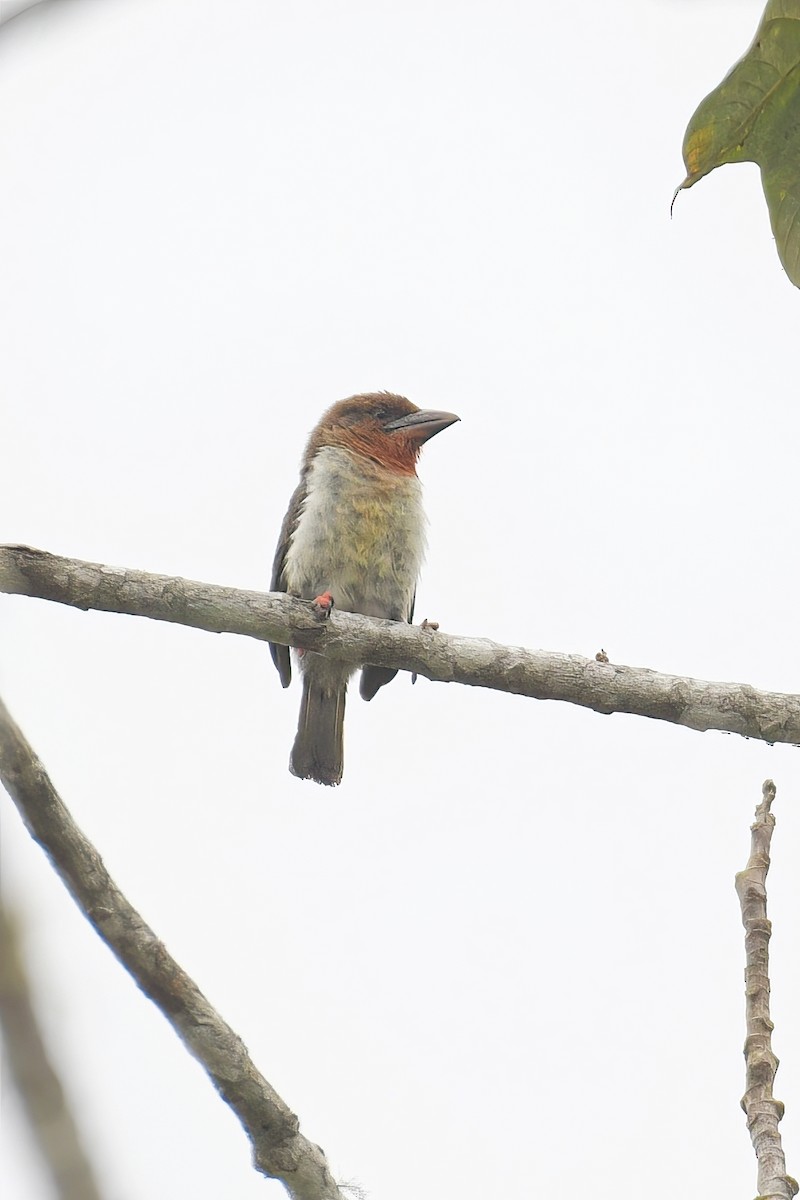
[[3, 1, 800, 1197]]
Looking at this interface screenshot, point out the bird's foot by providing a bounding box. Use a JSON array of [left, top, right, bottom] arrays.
[[412, 618, 440, 684], [312, 590, 335, 618]]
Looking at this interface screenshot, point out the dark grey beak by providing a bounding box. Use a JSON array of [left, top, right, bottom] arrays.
[[382, 409, 460, 443]]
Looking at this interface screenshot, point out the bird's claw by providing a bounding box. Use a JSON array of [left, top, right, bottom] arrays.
[[312, 590, 335, 618]]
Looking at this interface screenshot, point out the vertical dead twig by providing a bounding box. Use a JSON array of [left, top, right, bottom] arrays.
[[735, 779, 798, 1200]]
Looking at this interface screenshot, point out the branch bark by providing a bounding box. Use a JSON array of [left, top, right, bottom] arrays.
[[2, 543, 800, 746], [0, 694, 347, 1200], [735, 780, 798, 1200]]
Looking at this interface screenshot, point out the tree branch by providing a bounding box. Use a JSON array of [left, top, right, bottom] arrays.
[[2, 543, 799, 746], [0, 0, 47, 29], [735, 780, 798, 1200], [0, 694, 348, 1200], [0, 896, 105, 1200]]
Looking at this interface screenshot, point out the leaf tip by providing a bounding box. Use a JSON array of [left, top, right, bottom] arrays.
[[670, 176, 694, 218]]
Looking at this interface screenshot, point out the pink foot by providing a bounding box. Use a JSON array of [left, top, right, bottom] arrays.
[[312, 590, 334, 618]]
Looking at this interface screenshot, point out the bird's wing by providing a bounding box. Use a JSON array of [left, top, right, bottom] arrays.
[[269, 478, 306, 689]]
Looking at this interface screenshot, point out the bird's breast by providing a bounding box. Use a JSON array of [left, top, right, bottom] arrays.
[[284, 446, 426, 619]]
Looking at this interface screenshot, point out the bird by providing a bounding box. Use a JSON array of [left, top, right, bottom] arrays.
[[269, 392, 459, 786]]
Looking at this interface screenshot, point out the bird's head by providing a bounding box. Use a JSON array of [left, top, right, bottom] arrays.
[[306, 392, 459, 476]]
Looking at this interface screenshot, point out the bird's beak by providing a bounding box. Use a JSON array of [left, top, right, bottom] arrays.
[[382, 409, 460, 443]]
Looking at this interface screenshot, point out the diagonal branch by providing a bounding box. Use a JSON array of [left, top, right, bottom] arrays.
[[2, 543, 800, 746], [0, 896, 105, 1200], [735, 780, 798, 1200], [0, 694, 348, 1200], [0, 0, 47, 29]]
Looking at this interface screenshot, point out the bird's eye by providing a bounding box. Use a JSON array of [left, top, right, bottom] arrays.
[[375, 407, 389, 422]]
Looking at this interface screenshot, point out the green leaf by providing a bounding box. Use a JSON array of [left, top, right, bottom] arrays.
[[677, 0, 800, 287]]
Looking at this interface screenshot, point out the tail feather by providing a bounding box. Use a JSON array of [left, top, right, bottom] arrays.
[[290, 679, 346, 786]]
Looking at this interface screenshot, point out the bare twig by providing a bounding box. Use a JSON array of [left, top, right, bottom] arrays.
[[0, 897, 105, 1200], [734, 780, 798, 1200], [2, 544, 800, 747], [0, 694, 348, 1200], [0, 0, 46, 29]]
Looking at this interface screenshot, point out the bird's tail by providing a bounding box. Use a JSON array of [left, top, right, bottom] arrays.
[[290, 679, 346, 786]]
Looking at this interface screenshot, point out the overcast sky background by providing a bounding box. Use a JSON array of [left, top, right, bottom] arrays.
[[3, 1, 800, 1197]]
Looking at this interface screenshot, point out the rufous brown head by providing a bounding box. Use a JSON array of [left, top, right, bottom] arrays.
[[306, 392, 459, 475]]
